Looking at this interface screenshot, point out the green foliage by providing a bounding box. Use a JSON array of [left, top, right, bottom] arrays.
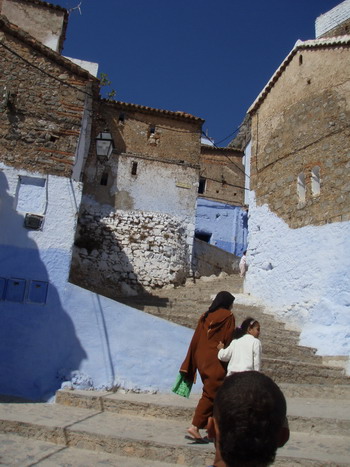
[[99, 72, 117, 100]]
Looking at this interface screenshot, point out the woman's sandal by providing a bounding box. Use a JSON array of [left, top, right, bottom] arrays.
[[184, 435, 209, 444]]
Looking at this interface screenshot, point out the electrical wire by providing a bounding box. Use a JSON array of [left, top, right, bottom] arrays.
[[1, 31, 252, 188], [0, 40, 94, 98], [214, 125, 241, 146], [201, 130, 250, 179], [201, 175, 249, 192]]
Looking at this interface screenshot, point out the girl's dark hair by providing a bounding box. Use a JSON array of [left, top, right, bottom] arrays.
[[202, 291, 235, 321], [233, 317, 258, 339]]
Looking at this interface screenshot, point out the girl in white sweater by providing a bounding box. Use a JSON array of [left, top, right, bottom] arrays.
[[217, 318, 261, 375]]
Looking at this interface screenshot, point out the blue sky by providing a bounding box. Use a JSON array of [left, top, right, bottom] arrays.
[[57, 0, 341, 145]]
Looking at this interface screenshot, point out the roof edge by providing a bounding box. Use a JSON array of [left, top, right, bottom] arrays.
[[13, 0, 68, 14], [248, 35, 350, 115], [101, 98, 205, 124], [200, 145, 243, 154], [0, 13, 99, 82]]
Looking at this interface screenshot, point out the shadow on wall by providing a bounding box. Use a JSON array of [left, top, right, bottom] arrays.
[[70, 215, 147, 299], [0, 171, 87, 401], [191, 238, 240, 277], [70, 207, 189, 298]]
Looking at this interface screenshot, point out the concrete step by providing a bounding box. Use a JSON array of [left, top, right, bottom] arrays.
[[0, 433, 183, 467], [118, 303, 316, 363], [279, 382, 350, 399], [55, 389, 350, 438], [0, 391, 349, 466], [262, 342, 320, 362], [263, 357, 349, 385], [120, 274, 350, 387], [0, 402, 213, 467], [139, 303, 303, 339]]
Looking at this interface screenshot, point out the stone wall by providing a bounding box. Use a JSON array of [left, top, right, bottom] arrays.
[[0, 18, 97, 178], [96, 101, 203, 167], [192, 239, 239, 277], [250, 44, 350, 228], [1, 0, 68, 52], [75, 99, 201, 296], [84, 152, 199, 218], [70, 206, 191, 297], [199, 146, 245, 206], [228, 113, 251, 152]]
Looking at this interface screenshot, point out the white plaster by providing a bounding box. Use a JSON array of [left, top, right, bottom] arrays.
[[195, 198, 247, 256], [115, 156, 198, 218], [245, 192, 350, 360], [43, 35, 60, 52], [16, 176, 47, 214], [0, 165, 81, 253], [201, 135, 215, 146], [65, 57, 99, 78], [72, 92, 94, 182], [0, 164, 202, 400], [316, 0, 350, 37], [243, 141, 251, 205]]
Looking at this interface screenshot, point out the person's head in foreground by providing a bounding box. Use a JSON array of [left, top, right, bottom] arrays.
[[208, 371, 290, 467]]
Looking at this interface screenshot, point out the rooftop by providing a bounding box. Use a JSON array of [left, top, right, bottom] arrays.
[[0, 14, 98, 83], [102, 99, 205, 124], [248, 35, 350, 115]]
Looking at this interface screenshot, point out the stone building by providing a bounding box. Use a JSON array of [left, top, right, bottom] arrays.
[[249, 35, 350, 228], [0, 15, 97, 178], [244, 1, 350, 361], [198, 145, 245, 205], [0, 0, 198, 402], [194, 144, 248, 258], [0, 0, 68, 52], [71, 99, 204, 296]]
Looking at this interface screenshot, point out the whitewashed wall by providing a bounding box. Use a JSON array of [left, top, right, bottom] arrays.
[[245, 193, 350, 365], [73, 202, 192, 292], [114, 155, 197, 242], [0, 164, 200, 400], [316, 0, 350, 37]]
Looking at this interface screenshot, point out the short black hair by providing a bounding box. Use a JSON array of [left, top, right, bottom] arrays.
[[214, 372, 287, 467]]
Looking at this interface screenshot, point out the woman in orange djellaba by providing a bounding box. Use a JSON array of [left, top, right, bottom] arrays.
[[180, 291, 235, 443]]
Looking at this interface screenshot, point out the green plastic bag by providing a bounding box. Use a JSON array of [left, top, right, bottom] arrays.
[[171, 372, 193, 398]]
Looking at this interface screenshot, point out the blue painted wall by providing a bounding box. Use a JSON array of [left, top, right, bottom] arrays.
[[0, 166, 201, 401], [195, 198, 248, 256]]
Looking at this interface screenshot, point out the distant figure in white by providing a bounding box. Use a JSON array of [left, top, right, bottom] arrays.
[[239, 251, 247, 278]]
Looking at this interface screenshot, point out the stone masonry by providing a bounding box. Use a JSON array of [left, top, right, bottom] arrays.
[[0, 14, 98, 178], [249, 40, 350, 228], [70, 206, 191, 297], [0, 0, 68, 53], [72, 100, 203, 297], [199, 145, 245, 206]]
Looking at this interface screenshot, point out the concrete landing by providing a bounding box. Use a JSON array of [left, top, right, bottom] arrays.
[[0, 389, 349, 466]]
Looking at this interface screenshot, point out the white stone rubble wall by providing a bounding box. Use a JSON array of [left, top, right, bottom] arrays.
[[72, 205, 193, 294]]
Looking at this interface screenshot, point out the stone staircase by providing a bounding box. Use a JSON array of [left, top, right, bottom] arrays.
[[1, 273, 350, 466], [119, 273, 350, 386], [0, 387, 350, 466]]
